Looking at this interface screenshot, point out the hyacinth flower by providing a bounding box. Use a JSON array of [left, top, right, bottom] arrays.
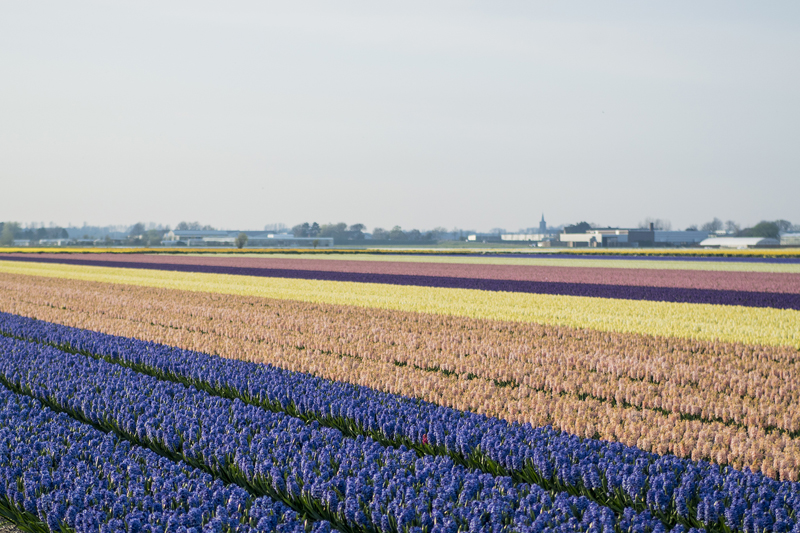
[[0, 335, 639, 533], [6, 277, 800, 483], [1, 313, 799, 533], [0, 383, 333, 533]]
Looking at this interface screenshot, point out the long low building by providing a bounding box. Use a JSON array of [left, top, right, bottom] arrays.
[[560, 229, 709, 247], [781, 233, 800, 246], [162, 230, 333, 247], [500, 233, 552, 242], [699, 237, 780, 248]]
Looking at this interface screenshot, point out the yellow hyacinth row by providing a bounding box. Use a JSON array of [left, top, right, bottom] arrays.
[[2, 259, 799, 348]]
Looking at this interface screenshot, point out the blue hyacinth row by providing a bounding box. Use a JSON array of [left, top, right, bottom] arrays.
[[0, 382, 331, 533], [0, 312, 796, 533], [0, 334, 659, 533]]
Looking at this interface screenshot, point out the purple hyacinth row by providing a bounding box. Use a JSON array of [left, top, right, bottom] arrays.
[[1, 313, 798, 533], [0, 382, 328, 533], [1, 255, 797, 309], [0, 335, 637, 533]]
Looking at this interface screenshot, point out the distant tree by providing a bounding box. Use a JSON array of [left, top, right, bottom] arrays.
[[144, 229, 166, 246], [638, 218, 671, 231], [176, 221, 212, 231], [564, 222, 592, 234], [309, 222, 320, 237], [292, 223, 309, 237], [725, 220, 740, 234], [345, 223, 366, 240], [406, 229, 422, 240], [740, 221, 780, 239], [372, 227, 388, 240], [0, 222, 19, 245], [701, 218, 723, 232], [685, 225, 698, 231], [235, 232, 248, 249], [312, 239, 320, 249], [320, 223, 347, 239], [389, 226, 406, 240], [775, 220, 793, 233], [129, 222, 146, 236], [430, 227, 448, 239]]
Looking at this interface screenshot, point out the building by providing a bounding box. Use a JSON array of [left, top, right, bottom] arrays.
[[699, 237, 780, 248], [466, 233, 503, 243], [38, 239, 74, 246], [558, 226, 709, 247], [780, 233, 800, 246], [161, 230, 333, 248], [500, 233, 551, 242], [652, 230, 710, 245], [558, 233, 600, 247]]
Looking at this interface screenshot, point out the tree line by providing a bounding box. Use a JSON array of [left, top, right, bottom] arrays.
[[0, 222, 68, 245], [290, 222, 450, 243], [695, 218, 796, 239]]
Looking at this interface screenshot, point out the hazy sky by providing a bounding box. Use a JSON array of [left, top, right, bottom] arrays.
[[2, 1, 798, 232]]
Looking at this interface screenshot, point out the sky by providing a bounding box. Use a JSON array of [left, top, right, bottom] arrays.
[[1, 1, 798, 232]]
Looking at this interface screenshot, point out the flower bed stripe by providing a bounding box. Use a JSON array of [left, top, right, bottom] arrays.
[[4, 252, 800, 273], [161, 253, 800, 272], [5, 253, 799, 294], [0, 255, 799, 310], [0, 383, 322, 533], [2, 311, 800, 533], [0, 335, 627, 533], [2, 260, 799, 349], [3, 273, 800, 481]]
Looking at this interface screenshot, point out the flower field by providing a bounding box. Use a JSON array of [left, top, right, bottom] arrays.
[[0, 253, 799, 533]]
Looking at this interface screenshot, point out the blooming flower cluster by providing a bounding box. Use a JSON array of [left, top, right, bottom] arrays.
[[2, 314, 800, 533], [4, 252, 800, 292], [0, 334, 633, 533], [3, 250, 800, 272], [3, 254, 799, 309], [2, 277, 799, 480], [0, 380, 326, 533], [1, 260, 798, 349]]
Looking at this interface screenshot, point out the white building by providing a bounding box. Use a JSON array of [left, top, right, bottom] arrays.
[[500, 233, 551, 242], [558, 228, 709, 247], [653, 230, 709, 245], [780, 233, 800, 246], [162, 230, 333, 248], [38, 239, 74, 246], [699, 237, 780, 248], [558, 233, 600, 247]]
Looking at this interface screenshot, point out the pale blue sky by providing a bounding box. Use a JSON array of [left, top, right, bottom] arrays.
[[1, 1, 798, 231]]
